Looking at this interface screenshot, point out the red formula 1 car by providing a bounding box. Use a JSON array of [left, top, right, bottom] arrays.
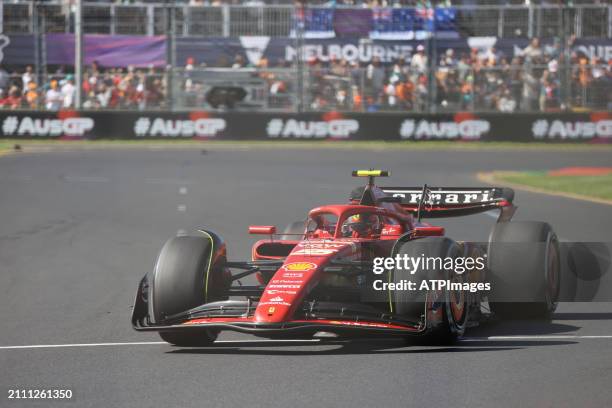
[[132, 170, 560, 346]]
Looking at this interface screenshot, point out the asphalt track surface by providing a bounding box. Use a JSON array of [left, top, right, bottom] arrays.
[[1, 146, 611, 408]]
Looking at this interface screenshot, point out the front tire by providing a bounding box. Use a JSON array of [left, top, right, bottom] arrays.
[[151, 232, 228, 346]]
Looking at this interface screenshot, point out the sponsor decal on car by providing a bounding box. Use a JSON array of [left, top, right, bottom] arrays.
[[281, 273, 304, 278], [296, 242, 346, 249], [283, 262, 317, 271], [2, 116, 94, 137], [260, 296, 291, 306], [260, 301, 292, 306], [291, 248, 338, 256], [266, 118, 358, 139], [272, 279, 304, 283], [133, 117, 226, 138], [266, 289, 297, 295], [268, 284, 302, 289]]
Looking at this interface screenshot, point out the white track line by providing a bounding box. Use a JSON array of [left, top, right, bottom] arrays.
[[0, 342, 167, 350], [63, 175, 109, 183], [463, 335, 612, 341], [0, 339, 321, 350], [2, 336, 612, 350], [145, 178, 193, 185]]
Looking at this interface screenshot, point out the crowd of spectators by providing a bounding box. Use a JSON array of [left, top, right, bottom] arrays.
[[0, 62, 167, 110], [298, 37, 611, 112], [1, 37, 610, 112], [208, 36, 609, 112]]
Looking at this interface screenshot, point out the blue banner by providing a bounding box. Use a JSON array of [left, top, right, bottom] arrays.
[[0, 34, 36, 66]]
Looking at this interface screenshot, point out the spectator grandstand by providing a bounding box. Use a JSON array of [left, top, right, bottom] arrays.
[[0, 1, 609, 112]]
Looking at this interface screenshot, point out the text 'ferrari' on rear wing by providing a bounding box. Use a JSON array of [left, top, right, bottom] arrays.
[[380, 186, 515, 219]]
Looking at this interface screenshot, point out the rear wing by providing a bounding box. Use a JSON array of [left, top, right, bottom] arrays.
[[381, 186, 515, 219], [350, 185, 515, 220]]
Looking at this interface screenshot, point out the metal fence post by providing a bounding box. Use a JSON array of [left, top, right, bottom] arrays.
[[427, 18, 437, 114], [470, 67, 474, 112], [65, 3, 70, 33], [608, 5, 611, 38], [558, 6, 569, 111], [575, 7, 582, 38], [33, 2, 41, 104], [183, 5, 188, 37], [295, 3, 305, 113], [75, 0, 83, 109], [165, 4, 176, 111], [28, 1, 34, 34], [528, 5, 534, 38], [222, 5, 230, 37], [40, 6, 48, 92], [109, 4, 115, 35], [147, 5, 154, 36]]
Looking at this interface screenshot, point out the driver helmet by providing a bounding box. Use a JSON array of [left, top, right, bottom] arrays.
[[345, 213, 381, 237]]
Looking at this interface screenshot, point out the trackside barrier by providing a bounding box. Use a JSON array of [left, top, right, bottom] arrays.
[[0, 111, 610, 143]]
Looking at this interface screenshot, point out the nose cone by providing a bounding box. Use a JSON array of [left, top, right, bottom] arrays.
[[254, 260, 319, 323], [254, 241, 358, 323]]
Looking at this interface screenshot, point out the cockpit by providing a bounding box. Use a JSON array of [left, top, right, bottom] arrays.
[[306, 207, 403, 240]]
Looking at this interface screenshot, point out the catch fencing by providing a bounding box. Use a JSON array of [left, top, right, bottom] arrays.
[[2, 3, 610, 39]]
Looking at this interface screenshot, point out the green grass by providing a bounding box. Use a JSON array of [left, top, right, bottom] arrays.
[[495, 171, 612, 201], [0, 141, 13, 154], [0, 139, 611, 151]]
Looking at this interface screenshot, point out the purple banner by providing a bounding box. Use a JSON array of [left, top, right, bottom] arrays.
[[45, 34, 166, 67], [334, 9, 373, 38]]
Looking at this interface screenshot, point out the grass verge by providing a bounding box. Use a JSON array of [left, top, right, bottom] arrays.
[[481, 171, 612, 204], [0, 141, 13, 156]]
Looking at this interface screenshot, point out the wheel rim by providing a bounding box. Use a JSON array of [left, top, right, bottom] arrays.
[[449, 275, 466, 323]]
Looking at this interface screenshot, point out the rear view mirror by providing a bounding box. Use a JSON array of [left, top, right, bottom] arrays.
[[248, 226, 276, 235], [413, 226, 445, 237]]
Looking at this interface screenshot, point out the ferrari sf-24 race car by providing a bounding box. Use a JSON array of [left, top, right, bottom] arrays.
[[132, 170, 560, 346]]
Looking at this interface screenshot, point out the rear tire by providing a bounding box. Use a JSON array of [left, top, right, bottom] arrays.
[[152, 232, 228, 346], [392, 237, 469, 345], [488, 221, 560, 320]]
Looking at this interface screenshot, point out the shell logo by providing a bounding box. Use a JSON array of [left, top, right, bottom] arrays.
[[283, 262, 317, 271]]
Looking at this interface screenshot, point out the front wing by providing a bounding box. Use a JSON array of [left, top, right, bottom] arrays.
[[133, 316, 422, 337]]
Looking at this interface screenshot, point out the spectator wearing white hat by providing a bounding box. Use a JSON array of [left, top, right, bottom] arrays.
[[410, 44, 427, 77]]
